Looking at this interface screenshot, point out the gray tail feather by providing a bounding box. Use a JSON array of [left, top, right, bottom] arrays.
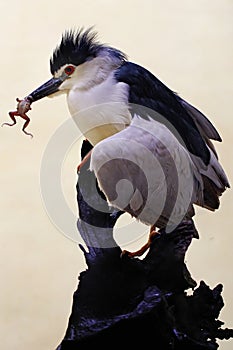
[[202, 175, 225, 211]]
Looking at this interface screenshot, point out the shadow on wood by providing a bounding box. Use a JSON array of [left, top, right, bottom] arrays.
[[56, 140, 233, 349]]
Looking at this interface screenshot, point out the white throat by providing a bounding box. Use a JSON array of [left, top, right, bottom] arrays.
[[66, 58, 132, 145]]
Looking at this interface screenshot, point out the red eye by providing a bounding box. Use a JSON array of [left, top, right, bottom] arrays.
[[64, 65, 75, 75]]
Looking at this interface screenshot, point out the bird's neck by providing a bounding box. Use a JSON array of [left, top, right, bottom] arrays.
[[67, 62, 131, 145]]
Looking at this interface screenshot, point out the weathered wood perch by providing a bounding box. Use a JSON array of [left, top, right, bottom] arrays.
[[56, 140, 233, 349]]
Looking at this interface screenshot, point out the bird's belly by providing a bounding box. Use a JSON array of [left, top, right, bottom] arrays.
[[67, 79, 131, 145], [71, 103, 131, 145], [83, 123, 128, 145]]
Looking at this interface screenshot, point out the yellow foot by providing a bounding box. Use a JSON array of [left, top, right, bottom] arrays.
[[121, 226, 159, 258], [77, 150, 92, 173]]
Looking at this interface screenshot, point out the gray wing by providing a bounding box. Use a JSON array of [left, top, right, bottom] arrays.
[[90, 116, 200, 232]]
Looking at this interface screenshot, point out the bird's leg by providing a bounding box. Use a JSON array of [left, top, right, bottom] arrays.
[[121, 224, 159, 258], [77, 150, 92, 173]]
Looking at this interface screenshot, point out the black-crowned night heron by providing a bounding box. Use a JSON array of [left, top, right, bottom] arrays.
[[23, 28, 230, 256]]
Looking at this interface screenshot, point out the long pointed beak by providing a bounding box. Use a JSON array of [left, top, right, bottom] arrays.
[[27, 76, 66, 102]]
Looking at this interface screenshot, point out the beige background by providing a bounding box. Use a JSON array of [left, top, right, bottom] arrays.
[[0, 0, 232, 349]]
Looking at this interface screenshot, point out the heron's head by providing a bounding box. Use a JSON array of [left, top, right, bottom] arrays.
[[27, 27, 127, 102]]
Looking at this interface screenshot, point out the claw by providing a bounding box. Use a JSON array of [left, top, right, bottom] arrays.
[[121, 226, 159, 258]]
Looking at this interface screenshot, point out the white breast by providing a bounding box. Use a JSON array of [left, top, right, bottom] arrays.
[[67, 72, 132, 145]]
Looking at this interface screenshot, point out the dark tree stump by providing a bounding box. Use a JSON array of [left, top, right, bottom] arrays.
[[56, 140, 233, 350]]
